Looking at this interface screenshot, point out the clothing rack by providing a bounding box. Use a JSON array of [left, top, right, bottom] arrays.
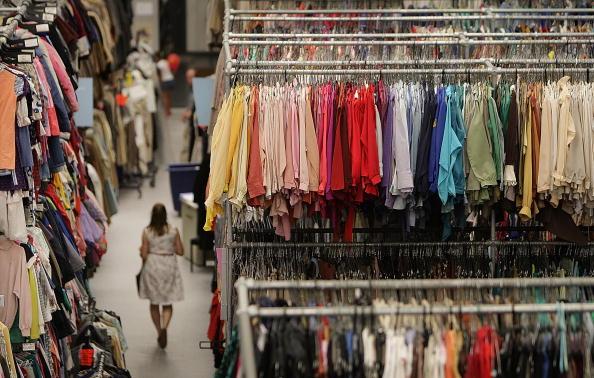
[[218, 0, 594, 361], [224, 2, 594, 75], [236, 277, 594, 378]]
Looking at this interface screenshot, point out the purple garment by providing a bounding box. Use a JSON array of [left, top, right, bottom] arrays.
[[382, 91, 395, 188], [325, 85, 335, 199], [407, 85, 414, 146], [79, 204, 103, 243], [378, 82, 389, 124], [429, 87, 447, 193], [84, 191, 108, 224]]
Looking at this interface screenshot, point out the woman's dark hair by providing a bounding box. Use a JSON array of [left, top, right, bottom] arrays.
[[148, 203, 168, 236]]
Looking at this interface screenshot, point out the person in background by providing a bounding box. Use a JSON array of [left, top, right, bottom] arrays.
[[156, 53, 175, 116], [182, 68, 196, 123], [181, 68, 198, 161], [138, 203, 184, 348]]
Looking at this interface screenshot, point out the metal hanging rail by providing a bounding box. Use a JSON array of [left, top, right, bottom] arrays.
[[230, 15, 594, 22], [229, 241, 593, 248], [239, 277, 594, 290], [230, 8, 594, 15], [229, 32, 594, 39], [231, 58, 594, 67], [227, 67, 592, 75], [247, 303, 594, 317], [228, 38, 594, 46]]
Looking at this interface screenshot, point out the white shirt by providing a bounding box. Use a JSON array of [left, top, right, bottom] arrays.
[[157, 59, 174, 82]]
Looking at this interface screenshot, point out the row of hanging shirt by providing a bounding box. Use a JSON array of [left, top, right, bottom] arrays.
[[206, 77, 594, 240], [205, 75, 594, 240], [237, 5, 593, 65], [249, 295, 594, 378]]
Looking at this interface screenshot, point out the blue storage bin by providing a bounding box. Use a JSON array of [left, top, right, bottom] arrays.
[[167, 163, 200, 212]]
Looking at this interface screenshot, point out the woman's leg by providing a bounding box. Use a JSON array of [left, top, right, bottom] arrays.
[[161, 305, 173, 330], [159, 305, 173, 348], [162, 90, 172, 116], [150, 304, 161, 333]]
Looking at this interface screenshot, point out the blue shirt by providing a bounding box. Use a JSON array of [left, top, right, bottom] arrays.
[[438, 86, 464, 210], [429, 87, 446, 193]]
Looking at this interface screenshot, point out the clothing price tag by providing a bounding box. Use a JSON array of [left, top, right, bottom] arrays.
[[45, 7, 58, 15], [36, 24, 50, 33], [42, 13, 55, 22], [24, 38, 39, 48], [0, 295, 4, 307], [18, 54, 32, 63], [22, 343, 36, 352]]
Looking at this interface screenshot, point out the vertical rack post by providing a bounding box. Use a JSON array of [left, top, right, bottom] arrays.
[[489, 211, 496, 278], [221, 0, 234, 337], [222, 200, 233, 337], [223, 0, 233, 77], [236, 278, 257, 378]]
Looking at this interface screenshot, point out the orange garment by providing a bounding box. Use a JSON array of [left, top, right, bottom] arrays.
[[444, 330, 462, 378], [0, 71, 18, 169]]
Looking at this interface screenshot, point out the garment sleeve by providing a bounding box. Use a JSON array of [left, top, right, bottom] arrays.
[[42, 39, 79, 113], [16, 251, 33, 337], [16, 97, 31, 128]]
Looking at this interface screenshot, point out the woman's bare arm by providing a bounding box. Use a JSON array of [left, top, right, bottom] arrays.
[[140, 230, 149, 262], [174, 229, 184, 256]]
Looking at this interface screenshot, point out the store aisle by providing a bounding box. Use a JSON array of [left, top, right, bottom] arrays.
[[91, 110, 216, 377]]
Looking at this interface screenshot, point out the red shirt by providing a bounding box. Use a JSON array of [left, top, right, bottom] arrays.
[[362, 86, 381, 196], [246, 87, 265, 205]]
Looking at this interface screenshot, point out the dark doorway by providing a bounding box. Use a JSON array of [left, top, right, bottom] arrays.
[[159, 0, 186, 53]]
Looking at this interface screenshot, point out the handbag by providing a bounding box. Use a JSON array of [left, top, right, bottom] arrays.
[[136, 264, 144, 295]]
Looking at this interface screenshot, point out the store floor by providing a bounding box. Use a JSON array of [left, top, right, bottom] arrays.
[[91, 109, 216, 377]]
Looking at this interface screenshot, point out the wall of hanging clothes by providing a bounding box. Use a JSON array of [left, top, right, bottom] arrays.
[[208, 1, 594, 376], [0, 0, 139, 376], [80, 7, 158, 206], [207, 76, 594, 242]]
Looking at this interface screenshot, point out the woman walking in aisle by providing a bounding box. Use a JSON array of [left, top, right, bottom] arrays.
[[139, 203, 184, 348]]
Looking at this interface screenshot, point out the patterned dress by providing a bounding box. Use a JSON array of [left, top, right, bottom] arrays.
[[139, 226, 184, 304]]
